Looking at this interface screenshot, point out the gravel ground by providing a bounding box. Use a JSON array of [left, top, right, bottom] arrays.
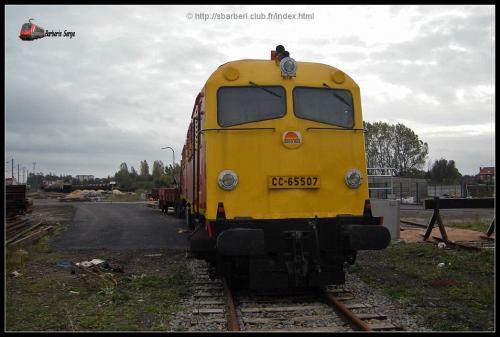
[[169, 258, 227, 331], [344, 270, 432, 332]]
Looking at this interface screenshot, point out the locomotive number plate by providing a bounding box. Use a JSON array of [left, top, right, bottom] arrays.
[[268, 176, 320, 189]]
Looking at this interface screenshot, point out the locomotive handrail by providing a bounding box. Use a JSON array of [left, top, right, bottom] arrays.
[[200, 127, 276, 133]]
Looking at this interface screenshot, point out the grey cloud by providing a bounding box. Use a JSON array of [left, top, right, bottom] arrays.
[[334, 35, 367, 47], [5, 5, 494, 177]]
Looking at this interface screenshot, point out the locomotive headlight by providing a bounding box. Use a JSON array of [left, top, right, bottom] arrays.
[[345, 169, 363, 189], [279, 57, 297, 77], [218, 170, 238, 190]]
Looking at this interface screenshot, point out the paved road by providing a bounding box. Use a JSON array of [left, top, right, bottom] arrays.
[[50, 203, 189, 250]]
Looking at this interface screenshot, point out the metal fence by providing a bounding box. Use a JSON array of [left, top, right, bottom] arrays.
[[426, 184, 495, 198], [466, 184, 495, 197], [368, 168, 428, 204], [427, 184, 464, 198]]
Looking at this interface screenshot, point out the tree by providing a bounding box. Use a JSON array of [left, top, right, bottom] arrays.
[[115, 162, 131, 189], [152, 160, 164, 179], [130, 166, 138, 178], [120, 162, 128, 172], [162, 163, 181, 187], [429, 159, 462, 184], [140, 160, 150, 177], [364, 121, 429, 176], [152, 160, 165, 187]]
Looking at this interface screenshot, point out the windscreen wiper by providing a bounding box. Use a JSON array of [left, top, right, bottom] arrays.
[[249, 81, 282, 98], [322, 83, 352, 108]]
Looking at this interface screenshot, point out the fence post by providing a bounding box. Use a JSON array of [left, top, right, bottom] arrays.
[[416, 182, 419, 204]]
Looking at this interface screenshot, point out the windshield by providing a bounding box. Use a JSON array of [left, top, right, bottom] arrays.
[[293, 87, 354, 128], [21, 23, 32, 31], [217, 86, 286, 127]]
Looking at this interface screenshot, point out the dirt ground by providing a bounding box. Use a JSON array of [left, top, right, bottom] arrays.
[[400, 226, 495, 243], [399, 206, 495, 244]]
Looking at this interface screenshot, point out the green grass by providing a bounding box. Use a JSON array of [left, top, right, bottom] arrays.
[[445, 221, 491, 233], [6, 261, 192, 331], [351, 242, 494, 331], [7, 218, 192, 331]]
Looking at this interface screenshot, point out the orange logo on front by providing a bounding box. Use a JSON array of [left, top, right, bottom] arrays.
[[282, 131, 302, 148]]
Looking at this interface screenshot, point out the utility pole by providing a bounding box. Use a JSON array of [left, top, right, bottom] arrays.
[[23, 167, 26, 184], [32, 161, 36, 189], [12, 159, 14, 180], [17, 164, 20, 184], [5, 160, 10, 179]]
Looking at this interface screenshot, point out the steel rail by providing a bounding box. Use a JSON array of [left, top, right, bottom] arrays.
[[400, 220, 428, 228], [223, 279, 240, 331], [323, 289, 372, 331]]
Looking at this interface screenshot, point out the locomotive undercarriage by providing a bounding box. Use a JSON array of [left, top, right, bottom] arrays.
[[188, 216, 390, 289]]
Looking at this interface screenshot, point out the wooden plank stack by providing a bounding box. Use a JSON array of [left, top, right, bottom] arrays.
[[6, 184, 28, 217], [6, 215, 33, 240]]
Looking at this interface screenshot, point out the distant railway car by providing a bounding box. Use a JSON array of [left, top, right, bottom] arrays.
[[150, 188, 161, 200], [157, 187, 178, 213], [19, 19, 45, 41], [177, 45, 390, 289]]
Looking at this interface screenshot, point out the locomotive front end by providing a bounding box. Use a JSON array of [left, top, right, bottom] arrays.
[[184, 46, 390, 289]]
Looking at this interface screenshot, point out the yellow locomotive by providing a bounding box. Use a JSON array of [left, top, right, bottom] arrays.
[[179, 45, 390, 289]]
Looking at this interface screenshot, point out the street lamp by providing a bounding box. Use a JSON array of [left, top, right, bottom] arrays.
[[161, 146, 175, 168], [161, 146, 176, 187]]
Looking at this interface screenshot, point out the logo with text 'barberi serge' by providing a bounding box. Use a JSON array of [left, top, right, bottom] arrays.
[[282, 131, 302, 149], [19, 18, 75, 41]]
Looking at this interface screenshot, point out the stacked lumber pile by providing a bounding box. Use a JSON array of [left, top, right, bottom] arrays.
[[6, 215, 55, 250], [6, 184, 30, 217], [6, 215, 33, 240]]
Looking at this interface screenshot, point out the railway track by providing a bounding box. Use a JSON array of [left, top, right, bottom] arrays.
[[184, 259, 403, 332]]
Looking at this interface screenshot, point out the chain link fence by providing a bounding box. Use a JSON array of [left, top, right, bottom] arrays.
[[368, 169, 495, 203]]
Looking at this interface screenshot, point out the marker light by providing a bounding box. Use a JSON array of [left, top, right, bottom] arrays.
[[345, 169, 363, 189], [223, 67, 239, 81], [280, 57, 297, 78], [218, 170, 238, 190]]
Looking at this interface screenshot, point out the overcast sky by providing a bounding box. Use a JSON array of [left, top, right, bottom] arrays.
[[5, 5, 495, 179]]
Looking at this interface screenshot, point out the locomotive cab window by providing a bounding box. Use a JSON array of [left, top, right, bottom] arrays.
[[217, 86, 286, 127], [293, 87, 354, 128]]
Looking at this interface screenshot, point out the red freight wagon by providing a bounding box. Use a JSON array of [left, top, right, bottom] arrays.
[[150, 188, 160, 200], [158, 187, 178, 213]]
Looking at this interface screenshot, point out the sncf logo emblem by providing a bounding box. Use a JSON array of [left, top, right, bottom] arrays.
[[282, 131, 302, 149]]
